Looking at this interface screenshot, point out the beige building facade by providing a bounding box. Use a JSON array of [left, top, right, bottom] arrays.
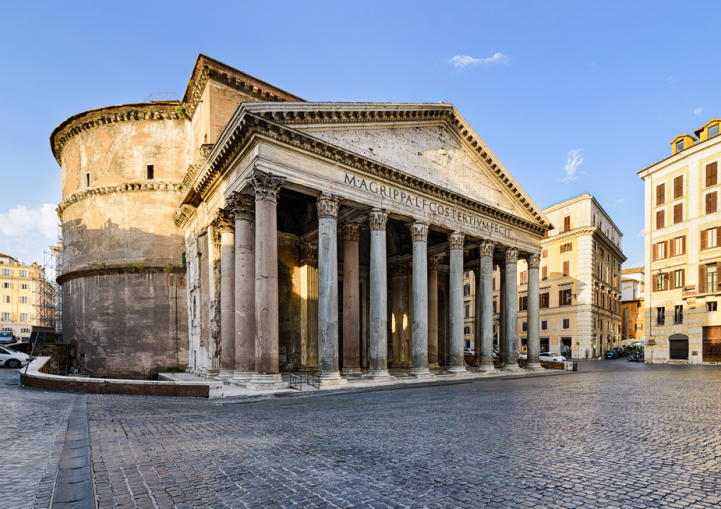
[[0, 253, 53, 340], [639, 118, 721, 363]]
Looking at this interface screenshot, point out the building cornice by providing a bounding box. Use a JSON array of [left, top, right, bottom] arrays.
[[56, 181, 183, 220], [542, 226, 627, 263], [57, 264, 185, 285], [178, 105, 552, 235], [50, 102, 185, 165]]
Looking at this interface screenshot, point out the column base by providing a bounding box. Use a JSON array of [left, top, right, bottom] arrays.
[[317, 372, 348, 386], [477, 364, 498, 374], [363, 370, 395, 381], [409, 367, 435, 378], [216, 369, 234, 384], [341, 367, 362, 376], [246, 373, 288, 391], [428, 363, 440, 369], [230, 371, 254, 386], [525, 362, 544, 371], [446, 366, 467, 374], [503, 363, 523, 372], [207, 368, 220, 378]]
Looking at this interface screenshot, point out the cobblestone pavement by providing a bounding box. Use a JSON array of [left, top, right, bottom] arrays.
[[83, 361, 721, 508], [0, 367, 76, 509], [4, 361, 721, 508]]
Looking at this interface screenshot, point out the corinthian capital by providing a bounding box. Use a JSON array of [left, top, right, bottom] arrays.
[[212, 209, 235, 233], [228, 192, 255, 222], [248, 169, 286, 203], [343, 223, 363, 242], [505, 247, 520, 265], [479, 240, 495, 258], [428, 256, 442, 270], [368, 209, 388, 231], [316, 193, 342, 218], [409, 221, 429, 242], [448, 231, 465, 251], [300, 242, 318, 261], [527, 253, 541, 269]]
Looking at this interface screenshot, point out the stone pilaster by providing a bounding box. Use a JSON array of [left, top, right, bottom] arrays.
[[300, 243, 318, 371], [427, 256, 441, 369], [410, 221, 433, 377], [498, 263, 506, 366], [473, 266, 481, 368], [247, 170, 287, 390], [504, 248, 521, 371], [229, 193, 256, 385], [447, 231, 466, 373], [365, 209, 393, 380], [316, 193, 346, 386], [390, 262, 411, 369], [342, 223, 363, 376], [215, 209, 235, 383], [478, 241, 497, 372], [526, 253, 543, 371]]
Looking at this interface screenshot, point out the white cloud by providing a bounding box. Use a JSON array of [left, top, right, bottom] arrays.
[[637, 228, 645, 237], [0, 204, 58, 245], [695, 107, 704, 115], [667, 76, 676, 84], [558, 149, 585, 183], [449, 53, 511, 69]]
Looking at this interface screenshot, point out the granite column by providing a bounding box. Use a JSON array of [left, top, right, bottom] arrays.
[[479, 241, 497, 372], [342, 224, 363, 375], [504, 248, 521, 371], [526, 253, 543, 370], [216, 210, 235, 383], [447, 231, 466, 373], [366, 209, 393, 380], [410, 221, 432, 377]]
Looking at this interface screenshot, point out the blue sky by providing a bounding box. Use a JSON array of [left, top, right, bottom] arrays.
[[1, 0, 719, 270]]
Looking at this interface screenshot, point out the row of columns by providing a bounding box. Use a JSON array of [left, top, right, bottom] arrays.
[[215, 169, 542, 389]]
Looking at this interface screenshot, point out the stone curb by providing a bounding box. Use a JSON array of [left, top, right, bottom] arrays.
[[216, 369, 573, 406]]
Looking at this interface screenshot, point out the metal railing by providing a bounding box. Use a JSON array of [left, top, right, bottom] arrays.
[[306, 372, 320, 388], [289, 373, 302, 391]]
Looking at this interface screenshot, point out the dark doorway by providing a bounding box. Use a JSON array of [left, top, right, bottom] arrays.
[[669, 334, 689, 360], [703, 327, 721, 362]]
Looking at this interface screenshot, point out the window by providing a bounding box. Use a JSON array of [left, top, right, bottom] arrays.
[[673, 175, 684, 199], [493, 300, 497, 314], [519, 296, 528, 311], [707, 162, 718, 188], [20, 328, 29, 333], [492, 278, 496, 291], [710, 125, 719, 138], [541, 320, 548, 331], [0, 313, 10, 321], [560, 243, 572, 253], [19, 270, 27, 277], [19, 296, 28, 304], [541, 266, 548, 281], [146, 164, 154, 180], [463, 284, 471, 296], [700, 263, 718, 294], [540, 293, 549, 309], [20, 284, 27, 290], [706, 191, 718, 214], [19, 313, 28, 322], [85, 172, 90, 188], [541, 249, 548, 258], [671, 236, 686, 257], [464, 326, 470, 335], [559, 289, 572, 306], [656, 209, 665, 229], [562, 260, 570, 277], [656, 183, 666, 205], [676, 140, 684, 152], [701, 227, 720, 249], [1, 295, 9, 304], [708, 302, 718, 311], [562, 318, 570, 329], [671, 269, 685, 290], [655, 273, 667, 292], [674, 305, 683, 324], [1, 268, 10, 276], [563, 216, 571, 232], [464, 305, 470, 318], [654, 240, 668, 260], [2, 282, 11, 289], [521, 322, 528, 332], [599, 319, 604, 330], [673, 203, 683, 224], [656, 307, 665, 325]]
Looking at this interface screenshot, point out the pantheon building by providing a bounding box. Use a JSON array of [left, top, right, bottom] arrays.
[[51, 55, 552, 384]]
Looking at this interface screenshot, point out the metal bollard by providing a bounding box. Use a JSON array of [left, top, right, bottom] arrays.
[[572, 362, 578, 372]]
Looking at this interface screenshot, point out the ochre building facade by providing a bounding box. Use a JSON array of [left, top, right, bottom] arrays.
[[52, 55, 552, 380]]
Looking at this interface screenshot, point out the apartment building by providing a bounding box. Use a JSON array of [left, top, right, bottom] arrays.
[[638, 118, 721, 363], [0, 252, 52, 340], [621, 267, 645, 341]]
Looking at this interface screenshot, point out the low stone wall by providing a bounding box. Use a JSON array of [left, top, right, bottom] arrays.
[[21, 357, 222, 398], [541, 360, 575, 370]]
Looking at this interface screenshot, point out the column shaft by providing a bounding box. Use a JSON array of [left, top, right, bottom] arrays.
[[526, 254, 542, 370], [504, 248, 521, 371], [428, 258, 440, 369], [367, 210, 393, 379], [410, 222, 432, 377], [473, 267, 481, 367], [499, 265, 506, 365], [447, 231, 466, 373], [342, 225, 362, 375], [218, 213, 235, 383], [479, 241, 497, 372], [231, 193, 255, 384]]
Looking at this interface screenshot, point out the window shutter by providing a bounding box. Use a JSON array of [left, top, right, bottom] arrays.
[[564, 216, 570, 231], [674, 203, 682, 223], [718, 262, 721, 291], [656, 183, 665, 205], [682, 235, 686, 254], [653, 244, 657, 261], [681, 269, 685, 288], [702, 230, 707, 250], [664, 273, 669, 291], [558, 290, 562, 306], [569, 243, 572, 251], [656, 210, 664, 229], [711, 192, 718, 214], [663, 241, 668, 259], [674, 175, 683, 198], [718, 227, 721, 247], [699, 265, 707, 293], [707, 162, 718, 187], [670, 239, 676, 258]]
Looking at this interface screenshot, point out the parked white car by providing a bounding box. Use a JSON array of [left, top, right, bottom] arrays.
[[539, 352, 566, 362], [0, 345, 29, 368]]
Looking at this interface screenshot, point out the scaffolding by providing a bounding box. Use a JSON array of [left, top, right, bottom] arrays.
[[31, 225, 62, 334]]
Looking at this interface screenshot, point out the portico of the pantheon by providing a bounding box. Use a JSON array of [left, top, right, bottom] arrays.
[[174, 101, 552, 389]]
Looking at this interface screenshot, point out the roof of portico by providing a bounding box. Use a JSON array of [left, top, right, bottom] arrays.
[[176, 101, 553, 235]]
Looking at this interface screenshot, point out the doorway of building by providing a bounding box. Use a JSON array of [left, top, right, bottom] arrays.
[[669, 334, 689, 360], [702, 326, 721, 362], [560, 337, 572, 358], [540, 338, 549, 353]]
